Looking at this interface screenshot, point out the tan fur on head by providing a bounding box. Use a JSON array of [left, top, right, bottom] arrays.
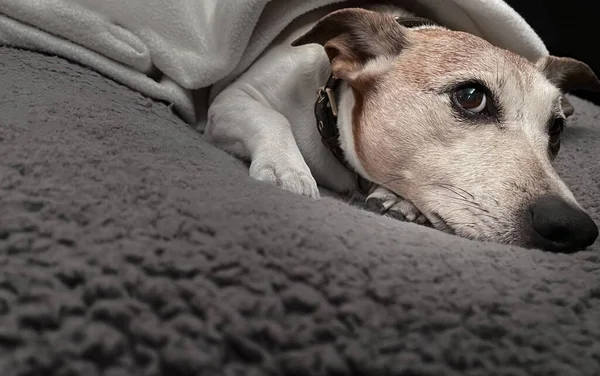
[[295, 8, 600, 247]]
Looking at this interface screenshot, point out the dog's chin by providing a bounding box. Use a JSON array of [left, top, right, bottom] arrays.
[[423, 211, 456, 235], [423, 211, 530, 248]]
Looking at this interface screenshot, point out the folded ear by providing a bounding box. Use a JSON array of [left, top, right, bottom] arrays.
[[536, 56, 600, 118], [536, 56, 600, 93], [292, 8, 409, 88], [560, 96, 575, 118]]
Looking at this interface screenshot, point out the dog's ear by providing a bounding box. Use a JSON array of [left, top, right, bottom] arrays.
[[561, 97, 575, 118], [291, 8, 408, 87], [536, 56, 600, 93], [536, 56, 600, 118]]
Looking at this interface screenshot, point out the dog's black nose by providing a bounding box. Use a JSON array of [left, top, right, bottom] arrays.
[[530, 195, 598, 252]]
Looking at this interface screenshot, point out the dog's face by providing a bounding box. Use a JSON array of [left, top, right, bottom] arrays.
[[294, 8, 600, 251]]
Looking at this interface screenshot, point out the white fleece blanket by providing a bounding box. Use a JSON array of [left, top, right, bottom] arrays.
[[0, 0, 548, 129]]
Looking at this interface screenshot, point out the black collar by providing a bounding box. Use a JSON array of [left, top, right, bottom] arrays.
[[314, 16, 437, 194]]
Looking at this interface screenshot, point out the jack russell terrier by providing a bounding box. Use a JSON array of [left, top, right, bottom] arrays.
[[206, 5, 600, 252]]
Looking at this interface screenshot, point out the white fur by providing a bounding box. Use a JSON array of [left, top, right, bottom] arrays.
[[206, 7, 373, 196]]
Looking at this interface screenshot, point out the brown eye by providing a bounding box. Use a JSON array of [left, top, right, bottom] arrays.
[[454, 87, 487, 113]]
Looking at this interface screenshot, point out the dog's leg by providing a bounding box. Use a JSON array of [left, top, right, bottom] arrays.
[[207, 88, 320, 198], [366, 185, 429, 224]]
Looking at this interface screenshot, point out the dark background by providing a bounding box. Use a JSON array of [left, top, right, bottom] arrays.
[[505, 0, 600, 104]]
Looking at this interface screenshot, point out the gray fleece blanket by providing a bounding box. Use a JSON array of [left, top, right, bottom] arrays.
[[1, 47, 600, 375]]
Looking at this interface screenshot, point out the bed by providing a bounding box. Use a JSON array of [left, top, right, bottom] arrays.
[[1, 46, 599, 375], [1, 0, 599, 374]]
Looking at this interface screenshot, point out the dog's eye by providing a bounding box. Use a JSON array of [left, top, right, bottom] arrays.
[[548, 117, 565, 149], [453, 86, 487, 113]]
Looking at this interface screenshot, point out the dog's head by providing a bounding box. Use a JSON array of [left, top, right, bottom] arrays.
[[293, 8, 600, 252]]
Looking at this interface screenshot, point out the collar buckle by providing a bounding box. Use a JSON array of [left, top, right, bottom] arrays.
[[317, 87, 326, 102], [317, 86, 338, 117], [325, 87, 338, 117]]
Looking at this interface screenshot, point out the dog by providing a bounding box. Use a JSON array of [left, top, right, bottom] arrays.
[[206, 4, 600, 252]]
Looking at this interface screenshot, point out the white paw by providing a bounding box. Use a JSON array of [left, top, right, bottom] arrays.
[[366, 186, 429, 225], [249, 161, 320, 199]]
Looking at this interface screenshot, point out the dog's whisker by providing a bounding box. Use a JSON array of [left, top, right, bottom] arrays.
[[425, 184, 499, 218], [445, 208, 468, 215], [429, 185, 471, 201], [379, 176, 404, 187], [419, 183, 478, 204], [434, 193, 486, 210], [428, 183, 475, 200], [474, 213, 500, 221], [446, 207, 498, 221], [444, 221, 477, 227], [446, 185, 476, 200]]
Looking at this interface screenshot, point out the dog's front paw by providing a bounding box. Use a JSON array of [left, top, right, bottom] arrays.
[[366, 186, 428, 224], [250, 161, 320, 199]]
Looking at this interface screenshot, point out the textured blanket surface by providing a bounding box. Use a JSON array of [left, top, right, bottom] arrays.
[[0, 0, 547, 128], [1, 48, 600, 376]]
